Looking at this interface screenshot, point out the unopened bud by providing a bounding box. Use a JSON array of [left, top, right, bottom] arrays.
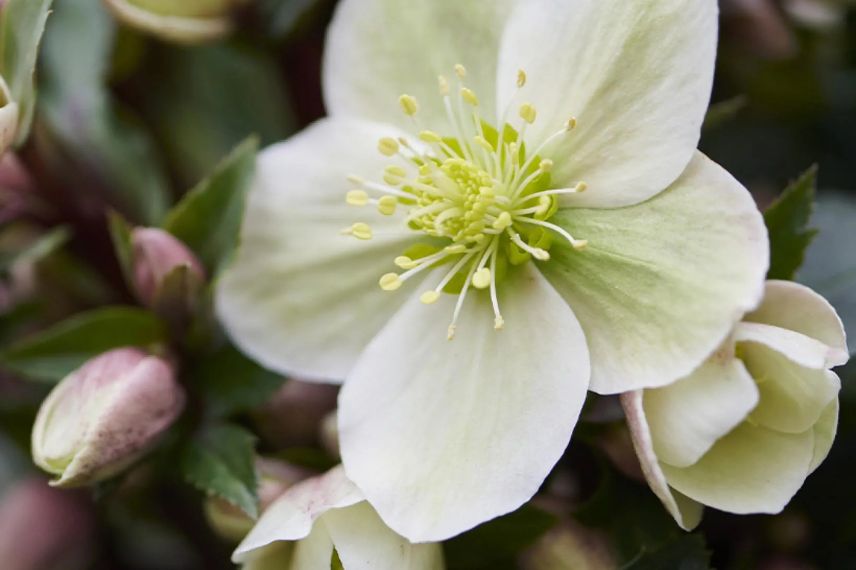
[[32, 348, 185, 487], [255, 380, 338, 448], [102, 0, 247, 44], [0, 78, 18, 156], [131, 227, 206, 309], [522, 519, 616, 570], [205, 458, 311, 543], [0, 478, 94, 570]]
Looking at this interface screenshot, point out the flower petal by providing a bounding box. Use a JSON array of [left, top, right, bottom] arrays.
[[644, 356, 759, 468], [232, 466, 362, 563], [809, 398, 839, 474], [216, 117, 421, 382], [742, 344, 840, 434], [324, 0, 514, 131], [744, 280, 849, 367], [541, 152, 768, 394], [733, 322, 833, 369], [621, 392, 704, 531], [339, 264, 590, 541], [496, 0, 718, 207], [661, 422, 814, 515], [324, 502, 445, 569]]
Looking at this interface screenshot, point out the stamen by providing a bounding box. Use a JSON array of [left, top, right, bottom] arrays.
[[377, 196, 397, 216], [341, 223, 372, 240], [420, 291, 440, 304], [378, 137, 400, 156], [399, 94, 419, 116], [472, 267, 491, 289], [519, 103, 537, 125], [461, 87, 479, 107], [379, 273, 402, 291], [489, 245, 503, 329], [508, 230, 550, 260], [517, 69, 527, 88], [515, 217, 588, 250], [438, 75, 450, 96], [346, 190, 369, 206], [454, 63, 467, 79]]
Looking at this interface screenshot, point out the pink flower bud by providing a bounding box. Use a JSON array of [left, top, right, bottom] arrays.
[[131, 227, 205, 308], [32, 348, 185, 487], [0, 478, 94, 570], [255, 380, 339, 448]]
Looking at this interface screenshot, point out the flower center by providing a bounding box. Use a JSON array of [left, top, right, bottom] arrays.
[[343, 65, 588, 338]]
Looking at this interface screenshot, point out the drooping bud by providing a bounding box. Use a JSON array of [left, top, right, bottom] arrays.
[[521, 519, 616, 570], [205, 458, 311, 543], [0, 478, 95, 570], [32, 348, 185, 487], [131, 227, 206, 310], [102, 0, 247, 44]]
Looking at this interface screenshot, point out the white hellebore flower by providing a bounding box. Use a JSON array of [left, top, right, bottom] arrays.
[[233, 466, 444, 570], [622, 281, 848, 530], [217, 0, 770, 540]]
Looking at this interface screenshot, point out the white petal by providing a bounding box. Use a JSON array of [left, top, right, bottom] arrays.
[[324, 502, 445, 570], [496, 0, 718, 207], [733, 322, 834, 369], [324, 0, 514, 131], [744, 280, 849, 367], [339, 264, 590, 542], [216, 117, 421, 382], [644, 355, 759, 468], [291, 524, 335, 570], [742, 344, 841, 434], [621, 392, 704, 531], [661, 423, 815, 515], [542, 152, 768, 394], [233, 466, 362, 563], [809, 397, 839, 474]]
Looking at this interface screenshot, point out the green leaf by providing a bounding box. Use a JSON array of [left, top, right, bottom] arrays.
[[623, 533, 712, 570], [36, 0, 169, 224], [0, 0, 53, 145], [190, 344, 284, 418], [764, 165, 819, 280], [139, 43, 294, 188], [444, 505, 557, 569], [163, 137, 259, 275], [107, 210, 134, 288], [0, 226, 70, 275], [181, 423, 258, 518], [0, 306, 168, 382]]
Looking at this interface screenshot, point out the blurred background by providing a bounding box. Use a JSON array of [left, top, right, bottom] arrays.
[[1, 0, 855, 568]]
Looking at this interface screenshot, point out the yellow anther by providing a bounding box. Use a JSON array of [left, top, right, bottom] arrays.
[[346, 174, 365, 185], [383, 166, 406, 186], [461, 88, 479, 106], [419, 130, 442, 143], [517, 69, 527, 88], [445, 244, 468, 254], [472, 268, 491, 289], [539, 159, 554, 172], [438, 75, 450, 96], [573, 239, 589, 251], [342, 223, 373, 240], [420, 291, 440, 304], [566, 117, 578, 131], [493, 211, 512, 231], [346, 190, 369, 206], [447, 324, 456, 340], [394, 256, 416, 269], [509, 142, 520, 166], [473, 136, 493, 152], [519, 103, 537, 124], [454, 64, 467, 79], [378, 137, 400, 156], [399, 94, 419, 116], [575, 181, 588, 193], [533, 248, 551, 261], [377, 196, 397, 216], [494, 316, 505, 330], [379, 273, 402, 291]]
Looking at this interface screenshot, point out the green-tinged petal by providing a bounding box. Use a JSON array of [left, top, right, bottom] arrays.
[[339, 265, 590, 542], [323, 0, 513, 131], [742, 344, 840, 434], [621, 392, 704, 531], [542, 152, 768, 394], [290, 525, 335, 570], [324, 502, 445, 570], [216, 117, 421, 383], [496, 0, 718, 207], [744, 280, 849, 367], [734, 322, 836, 370], [241, 543, 293, 570], [809, 398, 839, 474], [662, 423, 814, 515], [644, 355, 759, 468], [0, 78, 18, 154], [232, 466, 362, 563]]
